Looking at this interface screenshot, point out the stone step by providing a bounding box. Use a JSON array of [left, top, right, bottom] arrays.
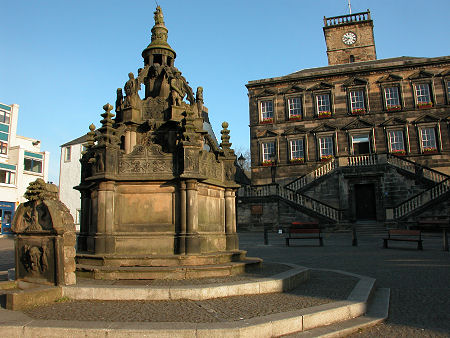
[[76, 258, 263, 280]]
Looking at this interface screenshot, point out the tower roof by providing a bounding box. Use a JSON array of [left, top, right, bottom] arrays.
[[142, 6, 176, 61]]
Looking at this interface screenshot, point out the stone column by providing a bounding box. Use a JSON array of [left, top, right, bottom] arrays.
[[225, 188, 238, 250], [130, 130, 137, 151], [77, 190, 91, 252], [125, 131, 131, 154], [185, 179, 200, 254], [95, 181, 115, 254], [178, 181, 187, 254]]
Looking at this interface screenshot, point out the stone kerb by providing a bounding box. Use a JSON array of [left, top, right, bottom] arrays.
[[62, 264, 309, 301]]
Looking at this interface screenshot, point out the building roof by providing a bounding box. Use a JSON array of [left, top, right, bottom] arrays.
[[60, 135, 88, 147], [246, 56, 450, 88]]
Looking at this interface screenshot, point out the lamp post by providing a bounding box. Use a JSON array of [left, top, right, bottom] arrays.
[[237, 153, 245, 169], [270, 154, 277, 183]]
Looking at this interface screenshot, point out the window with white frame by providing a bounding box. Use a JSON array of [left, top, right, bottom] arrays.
[[414, 83, 432, 107], [24, 158, 42, 173], [287, 97, 302, 119], [319, 136, 333, 159], [64, 146, 71, 162], [260, 100, 274, 122], [420, 127, 437, 152], [315, 94, 331, 118], [0, 110, 10, 124], [261, 142, 275, 163], [388, 130, 405, 154], [290, 139, 304, 162], [349, 90, 365, 113], [0, 169, 15, 184], [0, 141, 7, 155], [384, 87, 401, 110]]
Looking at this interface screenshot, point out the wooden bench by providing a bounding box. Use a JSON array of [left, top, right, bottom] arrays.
[[285, 222, 323, 247], [383, 229, 423, 250]]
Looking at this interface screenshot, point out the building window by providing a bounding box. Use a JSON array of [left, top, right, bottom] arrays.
[[24, 158, 42, 173], [384, 87, 401, 111], [388, 130, 406, 155], [319, 136, 333, 161], [64, 146, 71, 162], [352, 134, 371, 155], [76, 209, 81, 224], [0, 169, 15, 184], [0, 110, 10, 124], [316, 94, 331, 118], [446, 81, 450, 104], [414, 83, 432, 108], [420, 127, 437, 153], [261, 142, 275, 165], [0, 141, 7, 155], [287, 97, 302, 120], [289, 139, 304, 163], [260, 100, 274, 123], [349, 90, 365, 114]]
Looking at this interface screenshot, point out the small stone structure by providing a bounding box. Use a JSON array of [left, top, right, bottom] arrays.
[[75, 6, 257, 279], [12, 179, 76, 285]]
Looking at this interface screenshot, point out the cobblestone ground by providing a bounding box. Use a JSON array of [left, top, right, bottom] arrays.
[[240, 232, 450, 337], [2, 232, 450, 336]]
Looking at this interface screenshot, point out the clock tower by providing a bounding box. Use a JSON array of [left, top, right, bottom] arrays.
[[323, 10, 377, 65]]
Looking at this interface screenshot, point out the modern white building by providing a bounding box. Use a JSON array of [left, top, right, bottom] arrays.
[[0, 102, 50, 234], [59, 135, 87, 231]]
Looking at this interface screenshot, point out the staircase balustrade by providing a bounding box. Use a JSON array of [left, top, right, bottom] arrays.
[[387, 154, 449, 183], [392, 178, 450, 219], [347, 154, 378, 166], [238, 184, 340, 222]]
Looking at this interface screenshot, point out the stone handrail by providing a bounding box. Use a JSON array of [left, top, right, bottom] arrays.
[[346, 154, 378, 166], [388, 178, 450, 219], [238, 184, 340, 222], [386, 154, 449, 183], [285, 159, 338, 191]]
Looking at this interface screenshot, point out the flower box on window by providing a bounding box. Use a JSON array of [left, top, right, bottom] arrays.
[[417, 102, 433, 109], [317, 111, 332, 119], [387, 105, 401, 112], [261, 118, 273, 124], [422, 147, 438, 154], [320, 155, 333, 162], [262, 160, 274, 166], [290, 157, 304, 164], [351, 108, 366, 115], [289, 115, 302, 121], [391, 150, 406, 156]]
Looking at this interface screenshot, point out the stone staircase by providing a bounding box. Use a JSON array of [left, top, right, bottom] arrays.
[[241, 154, 449, 224]]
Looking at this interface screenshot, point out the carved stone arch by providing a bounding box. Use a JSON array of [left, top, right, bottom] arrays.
[[408, 70, 435, 80], [377, 74, 403, 83], [307, 82, 334, 91], [342, 77, 368, 87], [341, 118, 374, 131]]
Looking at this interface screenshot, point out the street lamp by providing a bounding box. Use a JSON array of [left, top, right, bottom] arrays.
[[270, 154, 277, 183], [237, 153, 245, 169]]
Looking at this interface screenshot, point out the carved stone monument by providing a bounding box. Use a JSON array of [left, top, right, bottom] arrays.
[[76, 6, 258, 279], [12, 179, 76, 285]]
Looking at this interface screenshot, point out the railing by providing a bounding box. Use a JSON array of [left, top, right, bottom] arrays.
[[324, 10, 371, 27], [391, 178, 450, 219], [285, 159, 338, 191], [286, 154, 379, 191], [386, 154, 449, 184], [238, 184, 340, 222], [347, 154, 378, 166]]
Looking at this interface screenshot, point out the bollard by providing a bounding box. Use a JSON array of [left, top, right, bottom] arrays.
[[444, 229, 448, 252], [264, 227, 269, 245], [352, 227, 358, 246]]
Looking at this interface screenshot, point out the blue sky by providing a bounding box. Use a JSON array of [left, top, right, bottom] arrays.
[[2, 0, 449, 183]]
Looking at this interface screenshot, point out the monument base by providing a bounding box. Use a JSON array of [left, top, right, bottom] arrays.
[[76, 250, 261, 280]]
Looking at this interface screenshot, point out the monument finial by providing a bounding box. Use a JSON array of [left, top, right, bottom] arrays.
[[154, 6, 165, 26]]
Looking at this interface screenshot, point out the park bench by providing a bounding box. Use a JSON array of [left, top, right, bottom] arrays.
[[383, 229, 423, 250], [285, 222, 323, 247]]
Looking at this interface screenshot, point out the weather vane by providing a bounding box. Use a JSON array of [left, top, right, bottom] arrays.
[[348, 0, 352, 14]]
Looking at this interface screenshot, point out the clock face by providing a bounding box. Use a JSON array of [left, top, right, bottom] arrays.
[[342, 32, 357, 45]]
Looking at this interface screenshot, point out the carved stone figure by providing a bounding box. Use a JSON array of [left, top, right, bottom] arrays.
[[115, 88, 123, 112], [196, 86, 204, 116], [12, 179, 76, 285], [124, 72, 140, 108], [154, 6, 164, 25]]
